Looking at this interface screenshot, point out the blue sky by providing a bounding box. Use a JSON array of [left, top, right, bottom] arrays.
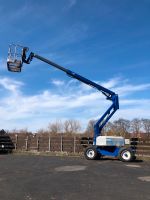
[[0, 0, 150, 131]]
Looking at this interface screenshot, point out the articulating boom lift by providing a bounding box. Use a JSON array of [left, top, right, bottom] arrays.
[[7, 44, 135, 162]]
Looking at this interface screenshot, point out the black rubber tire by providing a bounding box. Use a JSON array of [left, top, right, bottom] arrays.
[[84, 146, 98, 160], [119, 147, 135, 162]]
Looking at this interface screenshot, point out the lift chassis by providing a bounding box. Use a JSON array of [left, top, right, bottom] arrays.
[[7, 44, 136, 162]]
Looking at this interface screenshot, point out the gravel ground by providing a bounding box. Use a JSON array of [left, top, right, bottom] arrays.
[[0, 154, 150, 200]]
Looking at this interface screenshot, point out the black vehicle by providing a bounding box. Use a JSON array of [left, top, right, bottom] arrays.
[[0, 129, 14, 153]]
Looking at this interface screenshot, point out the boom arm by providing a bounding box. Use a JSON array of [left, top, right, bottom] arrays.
[[7, 46, 119, 145]]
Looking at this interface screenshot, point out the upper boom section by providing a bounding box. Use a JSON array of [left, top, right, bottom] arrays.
[[7, 44, 116, 100], [33, 54, 115, 100]]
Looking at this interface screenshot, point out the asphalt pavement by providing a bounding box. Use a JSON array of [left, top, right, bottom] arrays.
[[0, 154, 150, 200]]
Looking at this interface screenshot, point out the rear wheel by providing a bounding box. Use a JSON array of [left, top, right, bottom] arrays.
[[84, 146, 98, 160], [119, 148, 134, 162]]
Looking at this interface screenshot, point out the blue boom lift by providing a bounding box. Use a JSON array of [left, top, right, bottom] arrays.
[[7, 44, 135, 162]]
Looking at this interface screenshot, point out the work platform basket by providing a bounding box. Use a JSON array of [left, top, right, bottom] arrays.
[[7, 44, 24, 72]]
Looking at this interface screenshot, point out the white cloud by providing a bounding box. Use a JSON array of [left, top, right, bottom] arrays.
[[0, 76, 149, 131], [117, 108, 150, 120], [115, 83, 150, 96], [100, 77, 121, 89], [63, 0, 77, 11], [51, 79, 65, 86], [0, 77, 23, 94]]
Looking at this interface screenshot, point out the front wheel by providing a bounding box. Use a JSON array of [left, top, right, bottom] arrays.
[[119, 148, 135, 162], [84, 146, 98, 160]]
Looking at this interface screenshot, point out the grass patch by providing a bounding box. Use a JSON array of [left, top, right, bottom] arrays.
[[12, 150, 83, 157]]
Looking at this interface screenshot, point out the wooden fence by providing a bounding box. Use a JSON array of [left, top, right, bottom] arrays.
[[0, 133, 150, 157], [3, 134, 92, 153], [131, 138, 150, 157]]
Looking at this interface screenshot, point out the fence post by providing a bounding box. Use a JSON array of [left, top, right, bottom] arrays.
[[73, 136, 76, 153], [37, 137, 39, 151], [60, 135, 63, 152], [48, 134, 51, 152], [25, 136, 28, 151], [15, 134, 18, 150]]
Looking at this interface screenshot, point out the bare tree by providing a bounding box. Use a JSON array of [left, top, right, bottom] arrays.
[[131, 118, 142, 137], [85, 119, 96, 137], [141, 118, 150, 138], [64, 119, 81, 134], [103, 121, 114, 136], [85, 117, 150, 139], [113, 118, 130, 137], [36, 128, 47, 135], [48, 120, 63, 134]]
